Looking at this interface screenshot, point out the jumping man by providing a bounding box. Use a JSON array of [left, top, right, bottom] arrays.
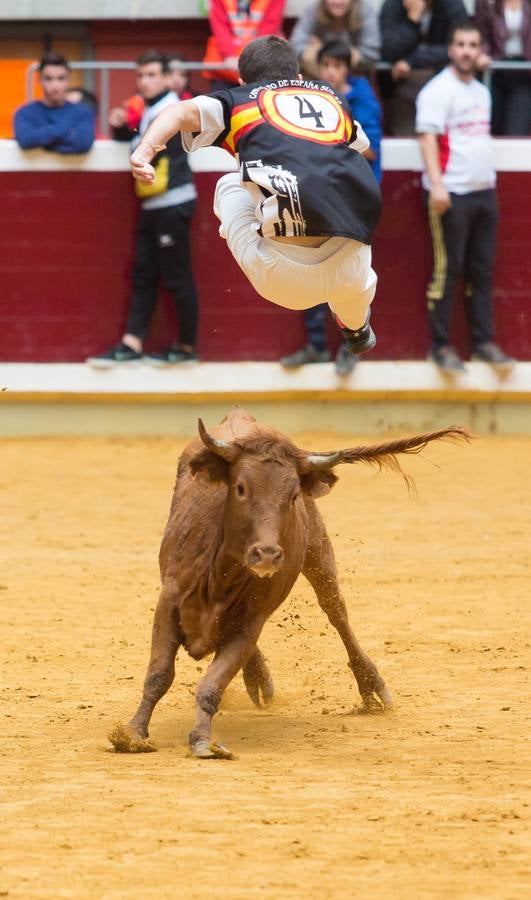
[[130, 35, 382, 357]]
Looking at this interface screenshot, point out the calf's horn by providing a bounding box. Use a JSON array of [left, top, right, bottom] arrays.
[[198, 418, 238, 461]]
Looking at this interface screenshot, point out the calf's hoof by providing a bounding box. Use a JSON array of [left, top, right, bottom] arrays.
[[108, 722, 157, 753], [189, 738, 235, 760], [360, 683, 393, 714], [243, 657, 274, 708], [243, 673, 274, 709]]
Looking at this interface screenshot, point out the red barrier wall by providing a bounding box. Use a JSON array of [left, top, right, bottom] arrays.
[[0, 169, 529, 362]]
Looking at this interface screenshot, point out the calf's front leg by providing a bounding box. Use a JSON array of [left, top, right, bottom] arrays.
[[109, 587, 182, 752], [190, 620, 264, 760], [302, 518, 392, 711]]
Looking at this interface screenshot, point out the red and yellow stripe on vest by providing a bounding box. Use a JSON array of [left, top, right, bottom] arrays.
[[222, 101, 264, 155]]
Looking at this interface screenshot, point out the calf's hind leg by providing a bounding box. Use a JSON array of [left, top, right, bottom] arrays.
[[242, 646, 274, 708], [109, 587, 182, 753], [302, 523, 392, 711]]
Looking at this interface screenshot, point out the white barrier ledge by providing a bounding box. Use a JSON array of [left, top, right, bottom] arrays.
[[1, 361, 530, 402], [1, 138, 530, 174]]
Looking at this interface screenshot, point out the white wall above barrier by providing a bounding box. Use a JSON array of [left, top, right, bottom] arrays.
[[0, 0, 311, 20], [0, 138, 529, 174]]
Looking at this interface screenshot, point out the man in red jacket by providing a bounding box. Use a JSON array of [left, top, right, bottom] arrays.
[[204, 0, 285, 90]]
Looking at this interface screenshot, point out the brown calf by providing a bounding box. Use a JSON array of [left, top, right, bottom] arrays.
[[109, 408, 467, 759]]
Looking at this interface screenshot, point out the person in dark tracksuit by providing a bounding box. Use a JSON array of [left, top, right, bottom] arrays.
[[87, 50, 199, 367], [416, 21, 514, 372]]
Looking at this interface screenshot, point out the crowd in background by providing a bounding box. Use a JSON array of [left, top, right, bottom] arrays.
[[9, 0, 530, 371]]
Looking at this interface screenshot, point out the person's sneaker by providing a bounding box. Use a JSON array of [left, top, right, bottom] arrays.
[[471, 342, 515, 371], [335, 342, 358, 376], [429, 345, 466, 372], [86, 342, 142, 368], [143, 345, 198, 367], [280, 344, 331, 368], [337, 315, 376, 355]]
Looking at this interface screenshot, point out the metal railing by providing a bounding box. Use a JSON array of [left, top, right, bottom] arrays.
[[26, 59, 531, 138], [25, 60, 228, 137]]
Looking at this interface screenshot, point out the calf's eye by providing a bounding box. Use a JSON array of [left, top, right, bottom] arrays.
[[236, 483, 245, 497]]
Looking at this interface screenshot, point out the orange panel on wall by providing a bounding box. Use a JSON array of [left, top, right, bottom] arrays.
[[0, 60, 41, 138]]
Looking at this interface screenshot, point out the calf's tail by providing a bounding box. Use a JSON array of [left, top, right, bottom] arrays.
[[338, 426, 470, 494]]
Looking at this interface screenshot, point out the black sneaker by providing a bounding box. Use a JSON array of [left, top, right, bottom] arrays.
[[143, 345, 198, 367], [335, 342, 358, 376], [429, 345, 466, 372], [280, 344, 331, 368], [471, 342, 515, 371], [86, 342, 142, 368], [338, 315, 376, 355]]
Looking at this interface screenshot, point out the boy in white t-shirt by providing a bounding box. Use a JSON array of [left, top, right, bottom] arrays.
[[416, 21, 514, 371]]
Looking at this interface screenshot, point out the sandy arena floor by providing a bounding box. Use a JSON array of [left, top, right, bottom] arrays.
[[1, 428, 530, 899]]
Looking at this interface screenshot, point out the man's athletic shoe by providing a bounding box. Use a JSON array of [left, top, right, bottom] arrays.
[[143, 345, 198, 367], [335, 342, 358, 376], [280, 344, 331, 368], [471, 342, 515, 370], [86, 342, 142, 368], [338, 316, 376, 355], [429, 345, 466, 372]]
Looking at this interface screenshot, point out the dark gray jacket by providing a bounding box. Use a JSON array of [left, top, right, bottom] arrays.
[[380, 0, 468, 67]]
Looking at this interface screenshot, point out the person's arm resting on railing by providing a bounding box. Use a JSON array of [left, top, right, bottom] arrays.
[[14, 106, 63, 150], [53, 106, 95, 154]]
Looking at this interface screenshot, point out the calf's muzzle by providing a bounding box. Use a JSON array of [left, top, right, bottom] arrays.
[[245, 543, 285, 578]]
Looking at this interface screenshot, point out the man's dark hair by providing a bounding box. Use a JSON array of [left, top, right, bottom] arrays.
[[136, 49, 169, 73], [67, 87, 99, 113], [39, 52, 69, 72], [238, 36, 298, 84], [168, 53, 187, 67], [449, 18, 482, 43], [317, 41, 351, 69]]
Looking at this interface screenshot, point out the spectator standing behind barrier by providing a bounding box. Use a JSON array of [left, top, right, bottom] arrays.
[[87, 50, 199, 367], [475, 0, 531, 135], [379, 0, 468, 135], [416, 21, 514, 372], [119, 56, 194, 135], [14, 53, 95, 154], [280, 39, 382, 375], [168, 56, 194, 100], [290, 0, 380, 79], [204, 0, 286, 90]]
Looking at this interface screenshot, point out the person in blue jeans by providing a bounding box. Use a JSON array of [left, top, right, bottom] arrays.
[[281, 40, 382, 375], [14, 53, 95, 154]]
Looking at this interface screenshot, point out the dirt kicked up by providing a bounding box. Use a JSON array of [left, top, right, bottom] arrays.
[[1, 431, 529, 899]]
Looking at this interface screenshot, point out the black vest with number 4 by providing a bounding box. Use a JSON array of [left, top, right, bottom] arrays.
[[212, 79, 381, 244]]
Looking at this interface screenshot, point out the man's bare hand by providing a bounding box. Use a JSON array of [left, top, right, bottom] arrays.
[[429, 183, 451, 215], [109, 106, 127, 128], [130, 144, 156, 184], [403, 0, 426, 23], [476, 52, 492, 71], [391, 59, 412, 80], [350, 46, 361, 68]]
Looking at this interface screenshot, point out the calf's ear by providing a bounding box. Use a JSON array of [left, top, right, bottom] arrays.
[[189, 448, 230, 484], [300, 470, 338, 498]]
